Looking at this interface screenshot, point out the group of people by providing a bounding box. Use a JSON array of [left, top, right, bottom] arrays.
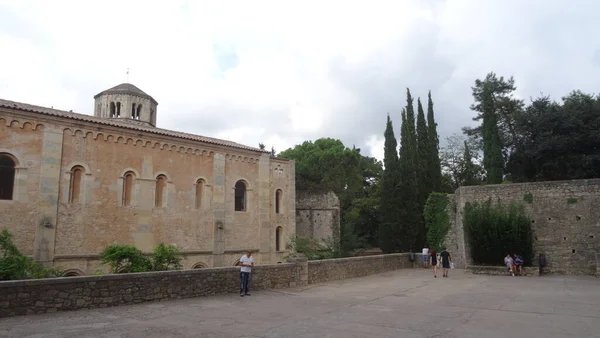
[[504, 253, 525, 276], [421, 245, 452, 278]]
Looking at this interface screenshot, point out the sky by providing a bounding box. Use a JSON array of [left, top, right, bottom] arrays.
[[1, 0, 600, 162]]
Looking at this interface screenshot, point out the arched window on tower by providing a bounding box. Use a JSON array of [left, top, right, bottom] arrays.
[[234, 180, 247, 211], [122, 171, 135, 206], [155, 175, 167, 207], [0, 154, 16, 200], [195, 179, 205, 209], [131, 103, 136, 119], [276, 226, 282, 251], [275, 189, 283, 214], [110, 102, 116, 118], [136, 104, 142, 120], [116, 102, 121, 117], [69, 165, 85, 204]]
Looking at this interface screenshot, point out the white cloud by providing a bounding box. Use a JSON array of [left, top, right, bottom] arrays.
[[1, 0, 600, 162]]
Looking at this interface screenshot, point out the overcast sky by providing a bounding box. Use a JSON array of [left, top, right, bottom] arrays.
[[1, 1, 599, 161]]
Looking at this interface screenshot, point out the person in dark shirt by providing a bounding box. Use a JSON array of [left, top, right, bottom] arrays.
[[440, 247, 451, 278], [430, 249, 438, 278], [514, 253, 524, 276]]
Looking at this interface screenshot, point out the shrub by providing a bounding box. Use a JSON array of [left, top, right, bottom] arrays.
[[285, 235, 335, 260], [0, 229, 64, 280], [424, 193, 451, 251], [464, 199, 533, 266], [100, 244, 151, 273], [151, 243, 182, 271]]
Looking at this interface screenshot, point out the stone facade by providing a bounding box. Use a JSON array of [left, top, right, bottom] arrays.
[[295, 190, 340, 246], [444, 179, 600, 275], [0, 83, 295, 275], [0, 253, 418, 318]]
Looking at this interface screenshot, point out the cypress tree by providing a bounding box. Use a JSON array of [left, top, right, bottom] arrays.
[[427, 91, 443, 192], [379, 115, 402, 253], [481, 83, 504, 184], [462, 140, 476, 186], [398, 89, 420, 251], [415, 98, 431, 247]]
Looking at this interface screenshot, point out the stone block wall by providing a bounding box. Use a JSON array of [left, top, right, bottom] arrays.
[[444, 179, 600, 275], [0, 253, 418, 318], [295, 191, 340, 247]]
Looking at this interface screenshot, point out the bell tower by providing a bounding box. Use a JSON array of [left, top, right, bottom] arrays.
[[93, 83, 158, 127]]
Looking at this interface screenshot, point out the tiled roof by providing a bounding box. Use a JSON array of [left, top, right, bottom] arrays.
[[0, 98, 267, 153], [93, 83, 158, 105]]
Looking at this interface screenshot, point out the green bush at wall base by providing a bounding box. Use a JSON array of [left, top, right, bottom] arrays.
[[463, 199, 533, 266], [523, 193, 534, 203], [424, 192, 451, 251]]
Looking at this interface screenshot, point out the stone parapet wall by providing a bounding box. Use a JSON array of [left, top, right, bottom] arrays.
[[308, 253, 418, 284], [0, 253, 421, 318]]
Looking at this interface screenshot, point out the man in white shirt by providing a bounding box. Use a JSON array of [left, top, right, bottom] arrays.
[[422, 245, 429, 268], [238, 250, 254, 296]]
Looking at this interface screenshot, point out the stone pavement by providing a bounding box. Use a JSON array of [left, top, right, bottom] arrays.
[[1, 269, 599, 338]]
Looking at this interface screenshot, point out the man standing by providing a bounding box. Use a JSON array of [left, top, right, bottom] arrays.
[[238, 250, 254, 296], [440, 247, 451, 278], [422, 244, 429, 268]]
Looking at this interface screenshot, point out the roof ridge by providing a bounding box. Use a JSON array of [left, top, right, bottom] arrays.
[[0, 98, 269, 154]]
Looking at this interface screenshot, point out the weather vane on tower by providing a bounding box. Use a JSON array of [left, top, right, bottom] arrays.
[[126, 68, 130, 83]]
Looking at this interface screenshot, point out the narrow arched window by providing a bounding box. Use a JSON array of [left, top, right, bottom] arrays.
[[234, 180, 247, 211], [195, 179, 205, 209], [155, 175, 167, 207], [0, 154, 16, 200], [131, 103, 136, 119], [275, 189, 283, 214], [136, 104, 142, 120], [116, 102, 121, 117], [69, 166, 85, 204], [276, 226, 282, 251], [122, 171, 135, 206], [110, 102, 116, 118]]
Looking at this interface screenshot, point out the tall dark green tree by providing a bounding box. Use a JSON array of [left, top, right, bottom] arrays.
[[461, 140, 477, 186], [379, 115, 402, 253], [415, 98, 431, 247], [481, 82, 504, 184], [398, 90, 420, 250], [427, 91, 443, 192]]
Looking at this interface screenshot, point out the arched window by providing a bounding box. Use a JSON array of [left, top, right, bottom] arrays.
[[276, 226, 283, 251], [192, 262, 207, 269], [234, 180, 247, 211], [69, 165, 85, 204], [136, 104, 142, 120], [0, 154, 16, 200], [110, 102, 116, 118], [116, 102, 121, 117], [275, 189, 283, 214], [122, 171, 135, 206], [155, 175, 167, 207], [131, 103, 136, 119], [195, 179, 205, 209]]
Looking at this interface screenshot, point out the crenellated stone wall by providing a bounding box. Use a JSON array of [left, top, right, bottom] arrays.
[[444, 179, 600, 275]]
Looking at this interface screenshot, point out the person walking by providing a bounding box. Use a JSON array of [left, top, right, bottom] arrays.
[[422, 244, 430, 268], [430, 249, 438, 278], [440, 247, 451, 278], [238, 250, 254, 296]]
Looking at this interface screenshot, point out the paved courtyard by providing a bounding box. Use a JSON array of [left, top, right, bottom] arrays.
[[1, 269, 599, 338]]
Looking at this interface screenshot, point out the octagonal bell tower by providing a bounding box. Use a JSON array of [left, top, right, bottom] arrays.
[[93, 83, 158, 127]]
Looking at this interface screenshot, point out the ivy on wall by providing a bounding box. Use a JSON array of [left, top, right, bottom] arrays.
[[463, 199, 533, 266], [424, 192, 451, 251]]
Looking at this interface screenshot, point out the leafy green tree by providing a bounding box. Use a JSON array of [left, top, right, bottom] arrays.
[[415, 98, 431, 247], [462, 141, 478, 186], [151, 243, 183, 271], [0, 229, 63, 280], [507, 91, 600, 182], [427, 91, 443, 192], [347, 156, 382, 248], [440, 133, 484, 190], [100, 244, 151, 273], [379, 115, 402, 253], [424, 193, 451, 251]]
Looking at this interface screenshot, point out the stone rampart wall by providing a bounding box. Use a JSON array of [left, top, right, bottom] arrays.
[[0, 253, 418, 318], [444, 179, 600, 275]]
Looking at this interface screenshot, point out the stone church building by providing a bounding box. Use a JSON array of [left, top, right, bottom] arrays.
[[0, 83, 296, 276]]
